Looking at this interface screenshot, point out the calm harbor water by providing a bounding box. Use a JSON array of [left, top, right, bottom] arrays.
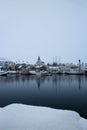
[[0, 74, 87, 118]]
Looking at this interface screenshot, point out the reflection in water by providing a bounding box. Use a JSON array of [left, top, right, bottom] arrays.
[[0, 75, 85, 94], [0, 75, 84, 90], [0, 75, 83, 90], [0, 75, 87, 118], [78, 76, 81, 90]]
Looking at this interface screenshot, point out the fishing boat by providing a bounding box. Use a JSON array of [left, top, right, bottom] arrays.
[[65, 69, 84, 75], [0, 71, 8, 76], [7, 70, 18, 74], [29, 71, 36, 75], [41, 71, 52, 76], [85, 69, 87, 75], [21, 70, 30, 75]]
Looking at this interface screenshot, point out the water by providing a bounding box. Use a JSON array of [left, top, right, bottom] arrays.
[[0, 75, 87, 118]]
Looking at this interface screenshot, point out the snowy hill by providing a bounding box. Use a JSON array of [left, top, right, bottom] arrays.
[[0, 104, 87, 130]]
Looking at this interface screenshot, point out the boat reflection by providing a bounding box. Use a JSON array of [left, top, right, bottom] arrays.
[[0, 75, 85, 90]]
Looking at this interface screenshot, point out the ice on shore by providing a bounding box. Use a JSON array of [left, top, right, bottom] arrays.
[[0, 104, 87, 130]]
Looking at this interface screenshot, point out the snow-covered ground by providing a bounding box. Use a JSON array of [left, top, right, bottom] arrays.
[[0, 104, 87, 130]]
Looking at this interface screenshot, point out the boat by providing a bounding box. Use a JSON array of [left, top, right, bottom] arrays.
[[51, 70, 63, 74], [29, 71, 36, 75], [20, 70, 30, 75], [41, 71, 52, 76], [7, 70, 18, 74], [85, 70, 87, 75], [0, 71, 8, 76], [65, 69, 84, 75]]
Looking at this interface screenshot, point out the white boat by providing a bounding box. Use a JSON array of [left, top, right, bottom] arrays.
[[41, 71, 52, 76], [32, 70, 52, 76], [7, 70, 18, 74], [29, 71, 36, 75], [0, 71, 8, 76], [65, 69, 84, 75]]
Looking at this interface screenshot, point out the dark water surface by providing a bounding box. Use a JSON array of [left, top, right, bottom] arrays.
[[0, 75, 87, 118]]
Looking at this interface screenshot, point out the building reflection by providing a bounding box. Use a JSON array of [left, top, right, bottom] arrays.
[[0, 74, 86, 90]]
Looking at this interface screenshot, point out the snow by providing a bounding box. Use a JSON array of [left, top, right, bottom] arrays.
[[0, 104, 87, 130]]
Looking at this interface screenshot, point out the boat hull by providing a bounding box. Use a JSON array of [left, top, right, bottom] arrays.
[[0, 71, 8, 76]]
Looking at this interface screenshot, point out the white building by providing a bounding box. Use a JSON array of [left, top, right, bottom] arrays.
[[35, 56, 45, 68]]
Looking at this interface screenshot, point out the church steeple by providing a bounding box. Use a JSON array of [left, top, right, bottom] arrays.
[[38, 56, 40, 61], [36, 56, 45, 67]]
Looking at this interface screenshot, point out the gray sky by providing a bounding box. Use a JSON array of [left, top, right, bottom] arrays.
[[0, 0, 87, 64]]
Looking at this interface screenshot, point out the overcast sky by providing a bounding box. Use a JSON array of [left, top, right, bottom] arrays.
[[0, 0, 87, 64]]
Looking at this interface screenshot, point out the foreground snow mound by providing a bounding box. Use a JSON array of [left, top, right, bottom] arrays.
[[0, 104, 87, 130]]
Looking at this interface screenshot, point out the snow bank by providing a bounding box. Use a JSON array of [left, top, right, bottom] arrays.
[[0, 104, 87, 130]]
